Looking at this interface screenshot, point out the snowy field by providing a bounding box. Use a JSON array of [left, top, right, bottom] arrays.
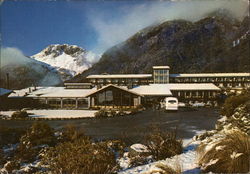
[[0, 110, 97, 119]]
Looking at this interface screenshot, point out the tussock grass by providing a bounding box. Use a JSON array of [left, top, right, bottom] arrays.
[[144, 158, 182, 174], [198, 130, 250, 173]]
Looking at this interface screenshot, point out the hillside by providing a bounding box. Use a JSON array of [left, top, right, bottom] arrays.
[[0, 55, 63, 90], [71, 16, 250, 82]]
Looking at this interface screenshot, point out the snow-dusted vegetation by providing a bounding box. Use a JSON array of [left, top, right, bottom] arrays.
[[195, 90, 250, 173]]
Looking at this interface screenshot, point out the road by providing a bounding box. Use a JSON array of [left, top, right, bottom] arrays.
[[0, 108, 220, 144]]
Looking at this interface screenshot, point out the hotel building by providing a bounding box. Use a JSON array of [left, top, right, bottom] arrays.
[[7, 66, 250, 109]]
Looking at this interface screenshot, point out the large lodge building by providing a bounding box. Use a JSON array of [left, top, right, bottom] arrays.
[[5, 66, 250, 109]]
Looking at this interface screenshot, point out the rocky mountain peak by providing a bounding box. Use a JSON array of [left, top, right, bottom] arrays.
[[37, 44, 86, 58]]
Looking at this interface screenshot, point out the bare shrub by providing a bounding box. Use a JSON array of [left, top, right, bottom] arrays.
[[16, 122, 55, 163], [42, 139, 118, 174], [11, 110, 29, 119], [128, 153, 152, 168], [0, 126, 26, 147], [221, 91, 250, 117], [60, 124, 87, 143], [20, 122, 55, 146], [4, 160, 20, 173], [106, 140, 125, 155], [0, 148, 5, 166], [95, 109, 108, 118], [198, 130, 250, 173], [145, 126, 183, 161]]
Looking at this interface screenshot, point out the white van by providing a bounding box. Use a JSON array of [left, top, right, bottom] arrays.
[[165, 97, 178, 111]]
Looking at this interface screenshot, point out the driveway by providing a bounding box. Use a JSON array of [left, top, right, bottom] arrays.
[[0, 108, 220, 144]]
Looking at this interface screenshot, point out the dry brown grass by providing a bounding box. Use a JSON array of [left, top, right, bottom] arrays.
[[198, 130, 250, 173], [144, 158, 182, 174]]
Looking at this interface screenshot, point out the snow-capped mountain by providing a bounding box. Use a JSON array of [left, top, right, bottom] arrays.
[[32, 44, 99, 78]]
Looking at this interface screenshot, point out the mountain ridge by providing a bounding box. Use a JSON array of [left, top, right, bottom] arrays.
[[70, 15, 250, 82]]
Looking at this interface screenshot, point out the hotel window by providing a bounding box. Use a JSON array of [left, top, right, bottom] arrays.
[[154, 69, 169, 83]]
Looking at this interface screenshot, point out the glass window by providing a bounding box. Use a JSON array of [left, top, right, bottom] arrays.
[[106, 90, 113, 105]]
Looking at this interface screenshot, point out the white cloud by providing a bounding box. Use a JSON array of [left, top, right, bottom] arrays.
[[0, 47, 31, 67], [88, 0, 248, 54]]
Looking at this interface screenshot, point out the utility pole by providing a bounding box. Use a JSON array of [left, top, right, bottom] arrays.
[[6, 73, 10, 89]]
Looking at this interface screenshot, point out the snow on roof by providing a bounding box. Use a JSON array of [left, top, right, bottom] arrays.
[[85, 84, 143, 97], [28, 87, 96, 98], [86, 74, 152, 79], [0, 88, 13, 96], [8, 83, 220, 99], [170, 73, 250, 78], [9, 87, 96, 98], [9, 87, 44, 98], [167, 83, 220, 91], [153, 66, 170, 69], [64, 83, 92, 86], [130, 84, 172, 96], [130, 83, 220, 96]]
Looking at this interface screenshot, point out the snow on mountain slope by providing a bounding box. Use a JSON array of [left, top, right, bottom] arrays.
[[32, 44, 99, 77]]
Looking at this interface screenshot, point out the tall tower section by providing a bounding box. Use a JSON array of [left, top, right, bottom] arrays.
[[153, 66, 170, 84]]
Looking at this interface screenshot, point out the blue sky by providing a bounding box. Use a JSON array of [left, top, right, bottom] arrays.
[[1, 0, 143, 55], [1, 0, 248, 56]]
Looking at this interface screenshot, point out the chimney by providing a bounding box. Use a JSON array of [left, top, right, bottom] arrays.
[[6, 73, 10, 89], [97, 84, 102, 89], [32, 83, 37, 91], [127, 82, 133, 89]]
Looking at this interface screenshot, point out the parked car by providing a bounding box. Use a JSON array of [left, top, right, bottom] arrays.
[[165, 97, 178, 111]]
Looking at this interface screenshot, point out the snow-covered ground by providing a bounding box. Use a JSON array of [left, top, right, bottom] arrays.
[[117, 129, 207, 174], [118, 140, 201, 174], [0, 110, 97, 119]]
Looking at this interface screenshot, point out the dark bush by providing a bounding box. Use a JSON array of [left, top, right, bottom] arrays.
[[95, 109, 119, 118], [145, 127, 183, 160], [60, 124, 89, 143], [0, 148, 5, 166], [106, 140, 125, 156], [95, 109, 108, 118], [129, 153, 151, 168], [11, 110, 29, 119], [221, 91, 250, 117], [130, 107, 139, 115], [16, 122, 55, 162], [20, 122, 55, 147], [0, 126, 26, 147], [42, 139, 118, 174], [4, 160, 20, 173]]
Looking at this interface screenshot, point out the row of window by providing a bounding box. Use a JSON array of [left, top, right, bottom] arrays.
[[172, 91, 216, 98], [90, 79, 151, 84], [170, 77, 250, 83]]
